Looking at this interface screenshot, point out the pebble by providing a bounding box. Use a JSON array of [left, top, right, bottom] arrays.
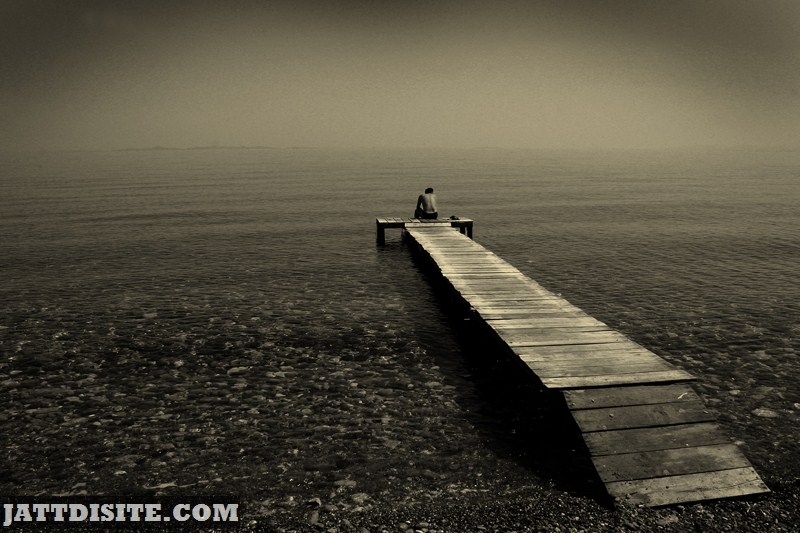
[[752, 408, 780, 418], [351, 493, 370, 504], [226, 366, 249, 376]]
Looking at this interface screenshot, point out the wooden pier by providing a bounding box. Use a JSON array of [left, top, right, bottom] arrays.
[[393, 221, 769, 507]]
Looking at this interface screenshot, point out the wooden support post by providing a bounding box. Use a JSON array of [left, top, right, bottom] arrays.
[[376, 220, 385, 245]]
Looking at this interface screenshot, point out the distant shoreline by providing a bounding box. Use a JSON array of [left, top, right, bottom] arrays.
[[2, 145, 800, 155]]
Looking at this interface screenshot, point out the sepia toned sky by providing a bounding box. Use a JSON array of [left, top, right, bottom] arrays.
[[2, 0, 799, 151]]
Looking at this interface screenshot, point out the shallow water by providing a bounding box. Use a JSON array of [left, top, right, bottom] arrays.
[[1, 147, 798, 508]]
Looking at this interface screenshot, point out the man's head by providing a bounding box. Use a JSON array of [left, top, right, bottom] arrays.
[[425, 187, 434, 194]]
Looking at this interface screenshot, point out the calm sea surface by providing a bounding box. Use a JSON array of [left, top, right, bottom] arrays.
[[1, 148, 798, 508]]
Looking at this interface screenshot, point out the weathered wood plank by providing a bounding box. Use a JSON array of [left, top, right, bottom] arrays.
[[439, 267, 522, 273], [475, 305, 583, 314], [450, 279, 532, 285], [516, 342, 650, 353], [427, 253, 493, 258], [480, 314, 592, 322], [563, 384, 697, 409], [451, 286, 557, 296], [605, 467, 770, 507], [471, 294, 569, 301], [542, 371, 695, 389], [448, 274, 551, 284], [522, 353, 666, 369], [504, 330, 629, 347], [452, 279, 541, 286], [474, 307, 586, 314], [464, 295, 578, 303], [514, 344, 656, 361], [532, 361, 674, 378], [487, 317, 607, 329], [572, 401, 713, 432], [583, 422, 729, 456], [594, 444, 751, 483], [447, 273, 529, 279]]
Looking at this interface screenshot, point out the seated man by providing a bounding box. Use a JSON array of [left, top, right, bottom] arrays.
[[415, 187, 438, 219]]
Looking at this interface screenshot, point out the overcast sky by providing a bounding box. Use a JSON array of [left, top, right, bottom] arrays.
[[2, 0, 799, 151]]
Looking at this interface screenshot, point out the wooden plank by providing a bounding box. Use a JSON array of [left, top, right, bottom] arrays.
[[483, 308, 589, 318], [572, 401, 713, 432], [522, 354, 667, 371], [594, 443, 751, 483], [540, 370, 696, 389], [435, 261, 514, 266], [445, 273, 525, 279], [454, 288, 551, 296], [451, 275, 532, 282], [605, 467, 770, 507], [439, 267, 521, 272], [420, 240, 471, 243], [446, 273, 528, 279], [488, 317, 607, 329], [473, 301, 578, 308], [526, 354, 670, 369], [453, 286, 546, 294], [418, 239, 473, 243], [504, 330, 629, 347], [436, 262, 510, 268], [517, 349, 658, 362], [434, 260, 501, 266], [473, 302, 581, 311], [451, 283, 552, 291], [418, 235, 475, 239], [500, 325, 616, 335], [542, 371, 695, 389], [458, 290, 563, 298], [583, 422, 729, 456], [437, 264, 511, 270], [563, 384, 697, 409], [438, 263, 517, 268], [415, 229, 465, 233], [480, 313, 592, 321], [514, 344, 656, 361], [428, 251, 504, 257], [429, 254, 498, 259], [449, 277, 531, 284], [469, 292, 566, 300], [532, 361, 674, 378], [467, 296, 557, 303], [442, 272, 523, 276], [475, 306, 585, 314], [416, 235, 477, 240], [424, 245, 477, 248]]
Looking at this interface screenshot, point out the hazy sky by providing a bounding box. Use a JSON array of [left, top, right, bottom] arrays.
[[2, 0, 799, 151]]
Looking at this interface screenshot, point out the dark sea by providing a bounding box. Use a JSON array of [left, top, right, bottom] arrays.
[[1, 147, 799, 514]]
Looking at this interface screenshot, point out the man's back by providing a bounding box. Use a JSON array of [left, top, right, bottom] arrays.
[[418, 192, 437, 214]]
